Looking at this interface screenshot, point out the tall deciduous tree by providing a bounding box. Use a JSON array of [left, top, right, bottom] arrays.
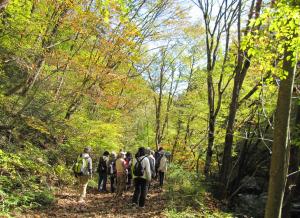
[[264, 1, 300, 216], [265, 47, 296, 218], [194, 0, 239, 177], [220, 0, 263, 186]]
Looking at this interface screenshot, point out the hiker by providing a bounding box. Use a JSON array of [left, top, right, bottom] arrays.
[[145, 148, 155, 190], [132, 147, 151, 208], [115, 152, 127, 197], [97, 151, 110, 192], [154, 147, 164, 179], [125, 152, 133, 190], [73, 147, 93, 202], [158, 151, 168, 188], [108, 151, 117, 193]]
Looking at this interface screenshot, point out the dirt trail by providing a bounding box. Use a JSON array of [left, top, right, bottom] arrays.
[[21, 186, 167, 218]]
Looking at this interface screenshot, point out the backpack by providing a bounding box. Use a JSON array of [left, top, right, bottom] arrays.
[[73, 154, 88, 176], [133, 157, 145, 177], [155, 153, 163, 169], [98, 157, 107, 174]]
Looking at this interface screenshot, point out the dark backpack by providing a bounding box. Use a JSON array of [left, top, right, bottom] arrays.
[[133, 157, 145, 177], [98, 157, 107, 174]]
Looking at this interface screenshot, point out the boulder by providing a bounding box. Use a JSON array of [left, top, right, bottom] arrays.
[[233, 192, 267, 218]]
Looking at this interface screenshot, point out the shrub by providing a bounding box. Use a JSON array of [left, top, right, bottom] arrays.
[[164, 163, 234, 218], [0, 146, 60, 216], [33, 190, 55, 207], [166, 163, 205, 209]]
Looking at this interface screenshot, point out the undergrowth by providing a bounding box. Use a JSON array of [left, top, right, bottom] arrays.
[[164, 163, 233, 218], [0, 142, 73, 217]]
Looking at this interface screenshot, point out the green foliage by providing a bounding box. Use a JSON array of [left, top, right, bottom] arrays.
[[0, 143, 73, 215], [0, 139, 79, 216], [33, 190, 55, 208], [165, 164, 233, 218], [165, 208, 199, 218], [244, 1, 300, 80]]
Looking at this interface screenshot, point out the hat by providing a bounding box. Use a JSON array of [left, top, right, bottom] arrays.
[[117, 152, 126, 158]]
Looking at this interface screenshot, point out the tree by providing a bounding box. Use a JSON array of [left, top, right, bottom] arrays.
[[265, 47, 296, 218], [220, 0, 263, 185], [194, 0, 240, 177], [282, 85, 300, 217], [263, 1, 300, 216]]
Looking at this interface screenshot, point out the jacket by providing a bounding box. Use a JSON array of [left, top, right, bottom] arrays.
[[97, 155, 109, 174], [132, 155, 151, 181], [116, 158, 126, 174]]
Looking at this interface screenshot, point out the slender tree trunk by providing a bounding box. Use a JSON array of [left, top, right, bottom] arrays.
[[204, 112, 215, 176], [220, 68, 247, 182], [281, 89, 300, 217], [220, 0, 262, 186], [171, 117, 182, 162], [265, 49, 296, 218], [154, 50, 167, 150], [282, 146, 300, 218], [197, 0, 240, 178], [64, 95, 82, 120], [155, 73, 163, 149]]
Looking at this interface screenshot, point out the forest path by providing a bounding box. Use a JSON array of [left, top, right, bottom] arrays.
[[22, 185, 167, 218]]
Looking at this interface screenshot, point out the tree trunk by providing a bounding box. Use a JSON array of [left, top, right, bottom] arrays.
[[204, 111, 215, 176], [197, 0, 240, 177], [264, 49, 296, 218], [154, 50, 167, 150], [155, 83, 163, 150], [282, 91, 300, 217], [219, 0, 262, 187], [171, 117, 182, 162], [220, 65, 248, 183]]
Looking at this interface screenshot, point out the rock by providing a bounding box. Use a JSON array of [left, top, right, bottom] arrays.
[[291, 196, 300, 217], [240, 176, 262, 194], [233, 192, 267, 218]]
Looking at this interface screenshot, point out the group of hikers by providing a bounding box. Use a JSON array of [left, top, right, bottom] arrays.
[[73, 146, 170, 208]]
